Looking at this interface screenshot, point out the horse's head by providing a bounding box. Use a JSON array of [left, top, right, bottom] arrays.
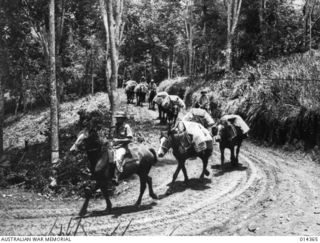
[[171, 103, 180, 115], [211, 125, 218, 137], [157, 130, 174, 157], [70, 128, 100, 152], [214, 120, 233, 142]]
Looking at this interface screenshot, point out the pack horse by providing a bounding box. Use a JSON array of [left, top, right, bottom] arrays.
[[70, 128, 158, 216]]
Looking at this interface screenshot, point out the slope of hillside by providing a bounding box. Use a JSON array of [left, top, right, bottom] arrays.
[[4, 92, 112, 150]]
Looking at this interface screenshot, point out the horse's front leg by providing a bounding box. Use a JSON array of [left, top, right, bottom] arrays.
[[135, 176, 147, 207], [100, 183, 112, 212], [79, 183, 96, 216], [235, 142, 242, 165], [220, 145, 225, 169], [180, 161, 189, 183], [200, 156, 209, 180], [230, 146, 236, 166], [158, 106, 161, 119], [172, 164, 181, 183], [147, 176, 158, 199]]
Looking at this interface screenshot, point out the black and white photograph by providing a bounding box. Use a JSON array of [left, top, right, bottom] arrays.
[[0, 0, 320, 238]]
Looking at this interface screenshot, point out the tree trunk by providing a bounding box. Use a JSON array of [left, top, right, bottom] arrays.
[[170, 49, 174, 78], [56, 0, 66, 55], [114, 0, 125, 69], [226, 32, 232, 72], [309, 8, 312, 52], [99, 0, 111, 92], [151, 50, 155, 80], [184, 0, 194, 76], [303, 0, 315, 51], [106, 0, 118, 137], [167, 56, 170, 79], [225, 0, 242, 71], [188, 30, 193, 76], [49, 0, 59, 186], [91, 49, 95, 94], [0, 47, 9, 154], [0, 50, 4, 155], [183, 55, 188, 75]]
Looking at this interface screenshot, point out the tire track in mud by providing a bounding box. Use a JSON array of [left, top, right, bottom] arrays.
[[1, 89, 320, 236]]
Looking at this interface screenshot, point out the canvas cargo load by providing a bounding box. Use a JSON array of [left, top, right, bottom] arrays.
[[183, 108, 214, 128], [153, 91, 169, 105], [134, 83, 148, 93], [175, 121, 212, 153], [162, 95, 185, 110], [125, 80, 137, 92], [221, 114, 250, 134]]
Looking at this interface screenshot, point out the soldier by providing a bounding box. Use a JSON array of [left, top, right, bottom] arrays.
[[197, 89, 210, 112], [148, 79, 157, 110], [140, 75, 146, 84], [148, 79, 157, 91], [112, 111, 133, 184]]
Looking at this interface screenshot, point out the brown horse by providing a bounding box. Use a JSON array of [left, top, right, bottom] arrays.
[[125, 87, 135, 104], [165, 102, 180, 126], [70, 128, 158, 216], [125, 80, 137, 104], [135, 84, 148, 106], [157, 128, 212, 184], [213, 120, 244, 167]]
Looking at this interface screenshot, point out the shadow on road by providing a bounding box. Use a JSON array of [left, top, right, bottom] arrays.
[[81, 202, 157, 219], [158, 178, 211, 199], [211, 162, 247, 177]]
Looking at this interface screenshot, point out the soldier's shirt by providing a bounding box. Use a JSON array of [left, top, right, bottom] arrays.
[[199, 95, 209, 106], [114, 123, 133, 147], [149, 84, 157, 90]]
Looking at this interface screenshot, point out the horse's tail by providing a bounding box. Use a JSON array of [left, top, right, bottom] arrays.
[[149, 148, 158, 165]]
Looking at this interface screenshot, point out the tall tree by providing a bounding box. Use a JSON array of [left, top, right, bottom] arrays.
[[56, 0, 66, 55], [49, 0, 59, 187], [0, 4, 4, 155], [99, 0, 111, 93], [184, 0, 194, 76], [0, 49, 5, 156], [225, 0, 243, 71], [106, 0, 117, 132], [303, 0, 318, 52], [99, 0, 116, 137]]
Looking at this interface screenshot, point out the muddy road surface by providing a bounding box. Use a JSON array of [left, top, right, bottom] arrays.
[[1, 90, 320, 236]]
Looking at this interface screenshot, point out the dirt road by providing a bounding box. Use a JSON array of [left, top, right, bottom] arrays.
[[1, 90, 320, 236]]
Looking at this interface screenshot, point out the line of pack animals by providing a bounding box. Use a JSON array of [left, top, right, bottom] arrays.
[[70, 80, 250, 216]]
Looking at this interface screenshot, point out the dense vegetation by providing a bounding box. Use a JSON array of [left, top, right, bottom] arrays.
[[1, 0, 320, 114]]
